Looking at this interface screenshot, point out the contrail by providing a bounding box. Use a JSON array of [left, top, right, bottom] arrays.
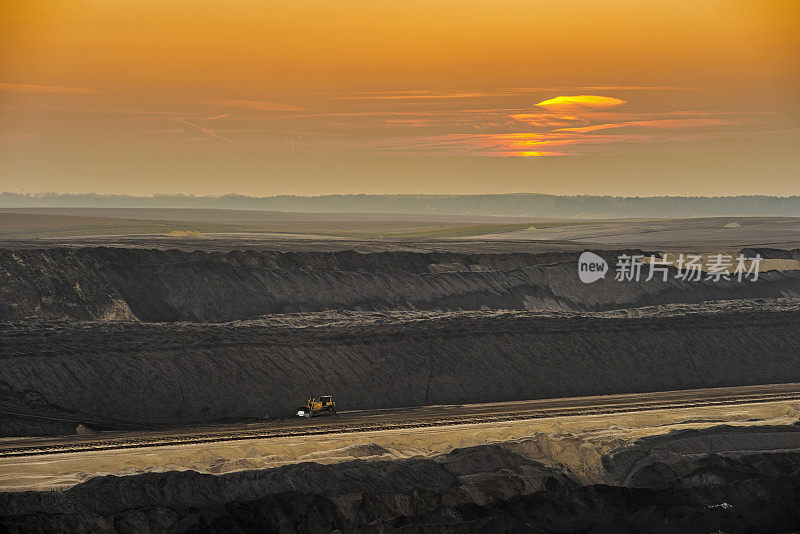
[[172, 117, 243, 150]]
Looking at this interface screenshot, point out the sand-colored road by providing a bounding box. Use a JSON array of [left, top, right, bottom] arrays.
[[2, 383, 800, 491], [4, 383, 800, 458]]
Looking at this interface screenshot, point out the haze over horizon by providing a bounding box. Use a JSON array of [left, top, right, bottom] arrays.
[[2, 1, 798, 196], [3, 191, 800, 219]]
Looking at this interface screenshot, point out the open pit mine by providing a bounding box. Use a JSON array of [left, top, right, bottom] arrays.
[[2, 243, 800, 532]]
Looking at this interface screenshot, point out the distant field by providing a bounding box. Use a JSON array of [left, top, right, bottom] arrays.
[[318, 222, 535, 239], [0, 211, 576, 239], [4, 209, 799, 247], [0, 213, 246, 238]]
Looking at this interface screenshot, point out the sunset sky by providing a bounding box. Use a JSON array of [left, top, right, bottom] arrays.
[[1, 0, 798, 196]]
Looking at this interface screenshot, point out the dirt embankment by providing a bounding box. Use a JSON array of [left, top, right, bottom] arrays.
[[602, 424, 800, 488], [2, 303, 799, 432], [2, 247, 800, 322], [3, 424, 800, 533]]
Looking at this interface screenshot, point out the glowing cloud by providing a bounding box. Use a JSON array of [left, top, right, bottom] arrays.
[[510, 113, 582, 127], [535, 95, 626, 112], [554, 118, 736, 133]]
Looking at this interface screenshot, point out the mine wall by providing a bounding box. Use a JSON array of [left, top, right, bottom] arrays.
[[1, 309, 799, 431], [2, 247, 800, 322], [5, 424, 800, 532]]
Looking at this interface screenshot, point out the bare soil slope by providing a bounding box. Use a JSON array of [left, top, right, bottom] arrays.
[[2, 303, 799, 431], [3, 424, 800, 533], [3, 248, 800, 322]]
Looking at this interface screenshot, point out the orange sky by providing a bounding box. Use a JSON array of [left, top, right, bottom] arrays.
[[1, 0, 798, 195]]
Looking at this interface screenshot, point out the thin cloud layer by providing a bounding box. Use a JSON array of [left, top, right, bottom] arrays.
[[555, 118, 736, 133], [0, 82, 100, 94], [315, 93, 757, 157], [0, 85, 772, 159], [194, 98, 306, 111]]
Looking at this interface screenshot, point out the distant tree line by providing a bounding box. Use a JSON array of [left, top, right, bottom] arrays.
[[1, 192, 799, 218]]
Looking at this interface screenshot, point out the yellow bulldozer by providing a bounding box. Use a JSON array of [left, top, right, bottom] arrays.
[[296, 395, 336, 418]]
